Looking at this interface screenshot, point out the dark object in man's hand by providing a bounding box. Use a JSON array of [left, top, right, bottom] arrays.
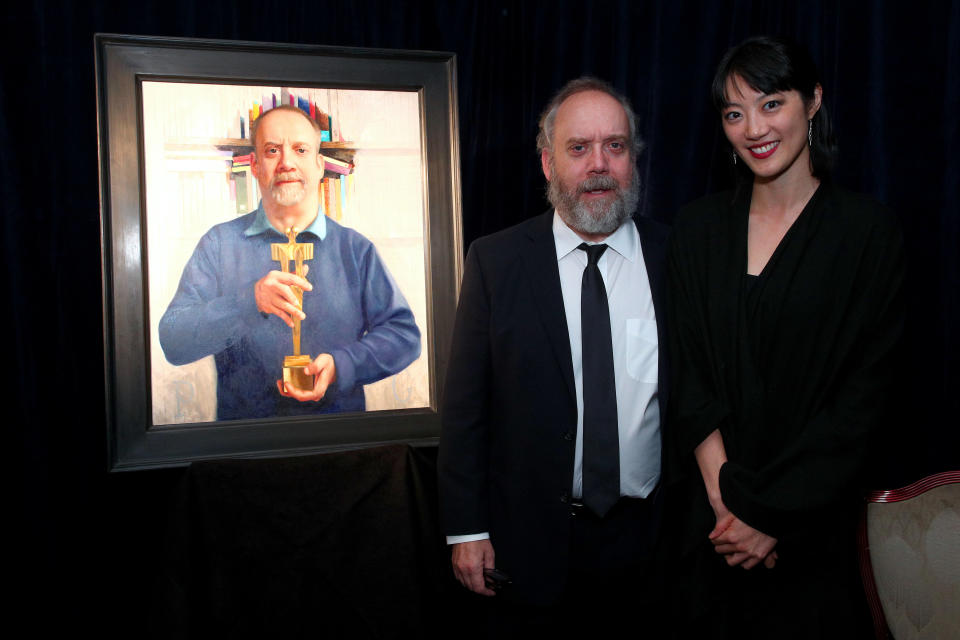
[[483, 567, 513, 590]]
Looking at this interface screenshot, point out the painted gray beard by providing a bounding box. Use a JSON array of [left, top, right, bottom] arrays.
[[547, 166, 640, 237], [271, 177, 306, 207]]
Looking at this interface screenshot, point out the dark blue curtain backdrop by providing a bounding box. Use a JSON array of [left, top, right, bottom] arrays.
[[5, 0, 957, 634]]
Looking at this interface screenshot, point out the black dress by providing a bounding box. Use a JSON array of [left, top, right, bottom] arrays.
[[666, 182, 905, 638]]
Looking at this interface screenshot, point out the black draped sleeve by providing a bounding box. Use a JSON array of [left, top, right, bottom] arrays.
[[668, 184, 905, 539]]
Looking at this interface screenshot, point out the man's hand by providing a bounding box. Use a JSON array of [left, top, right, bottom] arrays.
[[451, 539, 497, 596], [709, 515, 778, 570], [277, 353, 336, 402], [255, 269, 313, 328]]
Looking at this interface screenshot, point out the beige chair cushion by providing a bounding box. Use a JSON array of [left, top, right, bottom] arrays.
[[867, 482, 960, 640]]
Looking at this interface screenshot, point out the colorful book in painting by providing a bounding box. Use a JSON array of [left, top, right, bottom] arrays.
[[315, 108, 331, 142], [329, 115, 339, 143], [329, 178, 339, 219], [330, 178, 343, 222], [231, 153, 257, 213], [231, 169, 248, 215], [323, 156, 354, 175], [231, 165, 256, 214], [322, 178, 329, 217], [316, 109, 330, 130], [327, 178, 339, 222], [318, 176, 326, 217]]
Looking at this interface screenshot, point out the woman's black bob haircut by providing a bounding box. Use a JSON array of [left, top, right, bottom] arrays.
[[712, 35, 837, 179]]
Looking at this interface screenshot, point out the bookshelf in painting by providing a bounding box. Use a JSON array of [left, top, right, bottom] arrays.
[[163, 86, 360, 220]]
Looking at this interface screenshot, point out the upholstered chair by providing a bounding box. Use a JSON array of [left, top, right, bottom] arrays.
[[859, 472, 960, 640]]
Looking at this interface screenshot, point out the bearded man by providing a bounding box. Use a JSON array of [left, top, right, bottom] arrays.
[[438, 77, 670, 637], [159, 105, 420, 419]]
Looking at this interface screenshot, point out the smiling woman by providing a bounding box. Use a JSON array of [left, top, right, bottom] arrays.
[[712, 36, 837, 183], [668, 36, 905, 637], [720, 77, 821, 187]]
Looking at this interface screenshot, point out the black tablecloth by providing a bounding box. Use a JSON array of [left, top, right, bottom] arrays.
[[155, 444, 455, 638]]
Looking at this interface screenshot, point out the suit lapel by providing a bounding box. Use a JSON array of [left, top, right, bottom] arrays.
[[523, 213, 577, 402], [635, 216, 670, 416], [635, 217, 666, 320]]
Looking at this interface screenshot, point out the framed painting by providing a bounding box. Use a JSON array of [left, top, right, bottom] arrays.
[[97, 34, 462, 470]]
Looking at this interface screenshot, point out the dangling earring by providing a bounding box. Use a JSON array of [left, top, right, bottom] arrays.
[[807, 120, 813, 147], [732, 151, 737, 165]]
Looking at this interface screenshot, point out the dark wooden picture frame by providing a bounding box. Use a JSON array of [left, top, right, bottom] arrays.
[[97, 34, 462, 471]]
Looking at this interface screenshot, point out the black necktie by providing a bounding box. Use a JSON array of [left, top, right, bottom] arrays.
[[578, 243, 619, 517]]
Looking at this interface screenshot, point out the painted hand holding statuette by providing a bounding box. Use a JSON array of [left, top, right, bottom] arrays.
[[271, 227, 315, 392]]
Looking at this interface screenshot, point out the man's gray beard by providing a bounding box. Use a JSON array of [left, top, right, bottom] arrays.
[[547, 166, 640, 236], [271, 180, 306, 207]]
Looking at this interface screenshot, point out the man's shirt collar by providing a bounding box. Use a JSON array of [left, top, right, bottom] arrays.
[[552, 211, 636, 262], [244, 202, 327, 240]]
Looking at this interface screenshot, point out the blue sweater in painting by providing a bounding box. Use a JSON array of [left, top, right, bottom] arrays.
[[158, 204, 421, 420]]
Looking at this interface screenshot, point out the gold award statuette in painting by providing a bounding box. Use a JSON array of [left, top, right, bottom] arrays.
[[272, 227, 315, 392]]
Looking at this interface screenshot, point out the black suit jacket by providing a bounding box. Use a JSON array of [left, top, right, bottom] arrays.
[[438, 211, 670, 605]]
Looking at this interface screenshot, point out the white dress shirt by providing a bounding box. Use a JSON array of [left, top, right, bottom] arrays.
[[553, 213, 661, 500], [447, 213, 661, 544]]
